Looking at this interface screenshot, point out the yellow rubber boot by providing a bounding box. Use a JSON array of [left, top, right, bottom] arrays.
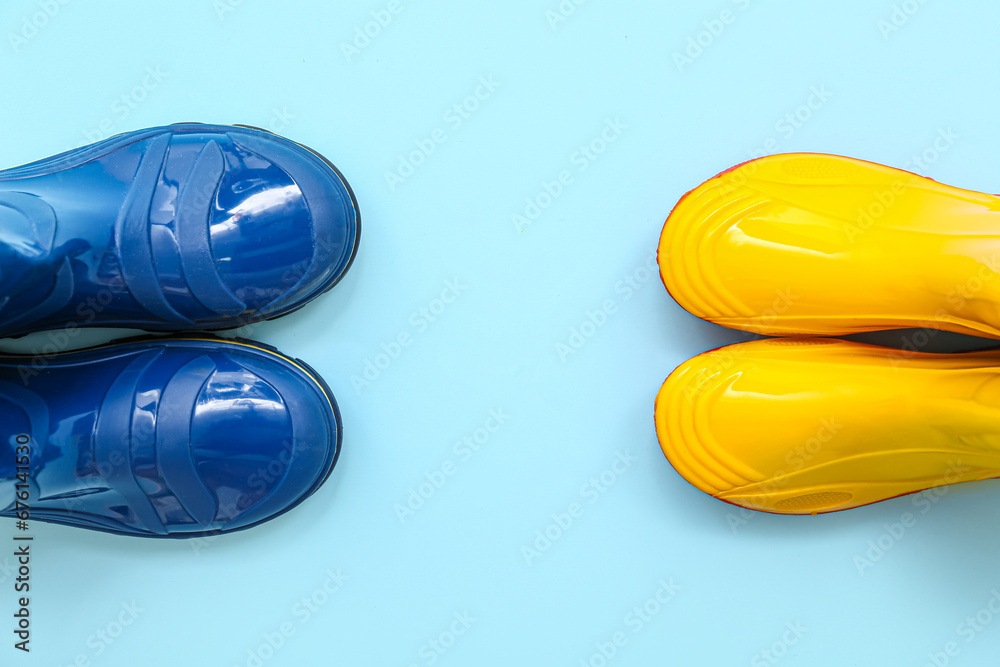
[[658, 153, 1000, 338], [654, 338, 1000, 515]]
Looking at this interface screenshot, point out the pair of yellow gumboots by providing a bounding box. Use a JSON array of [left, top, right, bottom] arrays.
[[655, 153, 1000, 515]]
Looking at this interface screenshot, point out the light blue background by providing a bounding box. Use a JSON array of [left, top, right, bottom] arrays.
[[2, 0, 1000, 665]]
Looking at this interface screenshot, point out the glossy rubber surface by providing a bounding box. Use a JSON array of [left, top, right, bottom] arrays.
[[658, 153, 1000, 338], [0, 123, 360, 337], [0, 337, 341, 537], [655, 338, 1000, 515]]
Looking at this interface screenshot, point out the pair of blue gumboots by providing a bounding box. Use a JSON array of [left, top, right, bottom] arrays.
[[0, 124, 360, 538]]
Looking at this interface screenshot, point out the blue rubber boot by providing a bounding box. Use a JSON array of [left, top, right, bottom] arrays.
[[0, 336, 341, 537], [0, 123, 360, 337]]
